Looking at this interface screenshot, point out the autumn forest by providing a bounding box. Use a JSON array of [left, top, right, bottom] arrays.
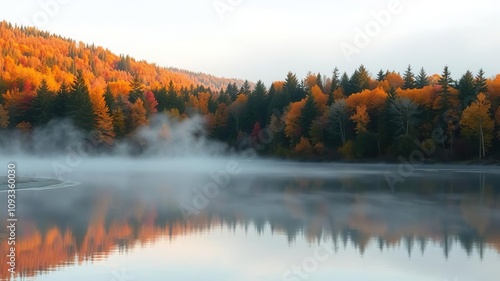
[[1, 21, 500, 161]]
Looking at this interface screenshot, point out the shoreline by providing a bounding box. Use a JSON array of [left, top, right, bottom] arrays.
[[0, 177, 63, 191]]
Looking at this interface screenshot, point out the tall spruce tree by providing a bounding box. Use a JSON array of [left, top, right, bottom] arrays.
[[402, 65, 416, 90], [436, 67, 455, 133], [416, 68, 429, 89], [52, 82, 70, 118], [32, 79, 54, 126], [268, 83, 290, 115], [377, 69, 386, 82], [330, 68, 340, 93], [438, 66, 454, 109], [284, 72, 305, 102], [475, 69, 488, 94], [240, 80, 251, 95], [226, 83, 239, 101], [316, 73, 324, 91], [128, 75, 144, 103], [68, 70, 96, 132], [299, 94, 318, 138], [457, 70, 476, 109], [340, 72, 350, 95], [348, 65, 370, 95], [104, 84, 115, 111], [153, 86, 168, 112], [160, 80, 185, 113], [328, 68, 340, 106], [436, 66, 455, 151], [247, 80, 267, 128]]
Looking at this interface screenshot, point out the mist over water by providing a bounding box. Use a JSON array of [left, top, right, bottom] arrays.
[[0, 115, 236, 184], [1, 115, 500, 281], [0, 115, 228, 158]]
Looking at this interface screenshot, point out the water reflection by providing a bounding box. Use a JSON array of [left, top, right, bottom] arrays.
[[0, 163, 499, 280]]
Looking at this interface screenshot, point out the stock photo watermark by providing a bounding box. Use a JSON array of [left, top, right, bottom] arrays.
[[213, 0, 244, 21], [22, 0, 71, 28], [282, 245, 335, 281], [6, 163, 18, 277], [179, 160, 242, 218], [50, 130, 105, 180], [384, 99, 469, 191], [340, 0, 414, 62], [384, 127, 447, 191], [110, 267, 135, 281], [179, 109, 286, 218]]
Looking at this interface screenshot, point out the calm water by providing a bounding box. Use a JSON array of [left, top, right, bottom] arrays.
[[1, 159, 499, 281]]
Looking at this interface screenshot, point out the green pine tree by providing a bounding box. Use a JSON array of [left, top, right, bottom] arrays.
[[402, 65, 416, 90], [104, 84, 115, 111], [474, 69, 488, 94], [299, 94, 318, 138], [377, 69, 386, 82], [32, 79, 55, 126], [284, 72, 305, 102], [348, 65, 370, 95], [340, 72, 350, 95], [328, 68, 340, 106], [226, 83, 239, 101], [438, 66, 454, 103], [330, 67, 340, 93], [239, 80, 251, 95], [457, 70, 476, 109], [416, 68, 429, 89], [68, 70, 96, 132], [52, 82, 70, 118], [316, 73, 324, 91], [247, 80, 267, 129]]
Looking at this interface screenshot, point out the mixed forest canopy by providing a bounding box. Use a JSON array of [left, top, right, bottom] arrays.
[[1, 21, 500, 161]]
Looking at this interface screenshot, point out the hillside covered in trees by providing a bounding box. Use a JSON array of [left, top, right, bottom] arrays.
[[1, 21, 500, 161], [0, 21, 246, 97]]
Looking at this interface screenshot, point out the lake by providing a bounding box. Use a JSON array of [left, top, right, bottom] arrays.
[[1, 159, 499, 281]]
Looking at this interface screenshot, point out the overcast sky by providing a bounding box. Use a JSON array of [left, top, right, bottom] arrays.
[[1, 0, 499, 84]]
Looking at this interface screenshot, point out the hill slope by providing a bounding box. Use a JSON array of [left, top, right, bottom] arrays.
[[0, 21, 245, 95]]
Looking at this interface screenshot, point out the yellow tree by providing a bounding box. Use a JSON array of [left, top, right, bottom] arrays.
[[487, 74, 500, 110], [345, 87, 387, 112], [396, 86, 435, 109], [0, 104, 9, 128], [112, 107, 126, 138], [294, 137, 313, 154], [284, 98, 306, 143], [351, 104, 370, 134], [90, 91, 115, 145], [460, 93, 495, 158], [129, 98, 148, 131], [227, 94, 248, 132], [311, 85, 328, 115], [304, 72, 319, 90], [197, 92, 211, 115], [381, 72, 404, 90], [189, 92, 211, 115], [213, 103, 228, 135]]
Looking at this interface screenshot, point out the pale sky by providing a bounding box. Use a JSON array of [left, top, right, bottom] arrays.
[[1, 0, 500, 84]]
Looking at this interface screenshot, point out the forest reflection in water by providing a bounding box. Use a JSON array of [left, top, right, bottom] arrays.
[[0, 163, 499, 280]]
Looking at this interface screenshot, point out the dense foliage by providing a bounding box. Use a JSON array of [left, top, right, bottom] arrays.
[[1, 22, 500, 161]]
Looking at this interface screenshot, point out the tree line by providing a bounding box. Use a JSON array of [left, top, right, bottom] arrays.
[[1, 65, 500, 161]]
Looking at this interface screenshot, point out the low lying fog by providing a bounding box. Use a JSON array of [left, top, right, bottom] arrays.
[[0, 115, 498, 185]]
